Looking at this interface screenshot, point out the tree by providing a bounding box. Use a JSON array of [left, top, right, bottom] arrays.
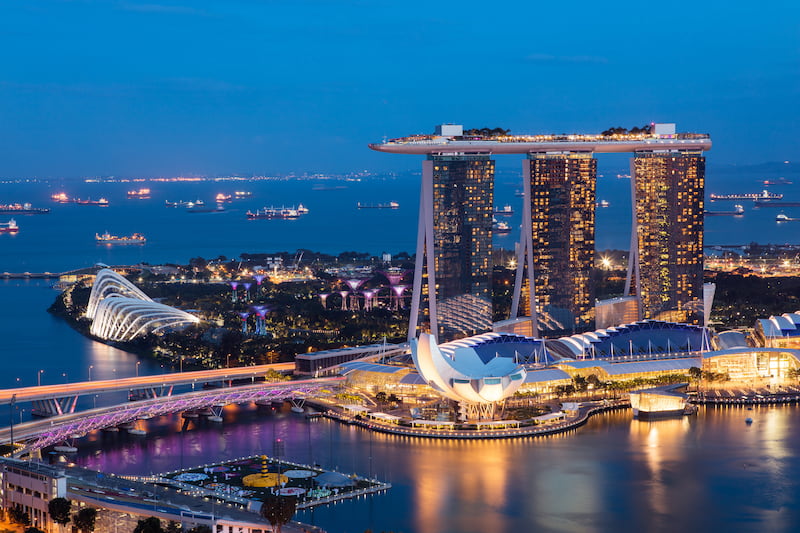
[[260, 495, 297, 533], [48, 497, 72, 528], [24, 527, 45, 533], [73, 508, 97, 533], [187, 526, 212, 533], [134, 517, 165, 533], [374, 391, 387, 403], [688, 366, 703, 382], [165, 521, 182, 533]]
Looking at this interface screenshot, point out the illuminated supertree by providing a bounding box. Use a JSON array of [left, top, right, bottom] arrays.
[[238, 312, 250, 334], [344, 279, 367, 311], [251, 305, 269, 335], [362, 289, 376, 311], [319, 293, 329, 309], [392, 285, 408, 309], [253, 274, 266, 294], [380, 270, 409, 286], [243, 283, 252, 302], [229, 282, 239, 303], [339, 291, 349, 311]]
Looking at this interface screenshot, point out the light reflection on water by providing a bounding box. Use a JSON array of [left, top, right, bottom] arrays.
[[72, 404, 800, 533]]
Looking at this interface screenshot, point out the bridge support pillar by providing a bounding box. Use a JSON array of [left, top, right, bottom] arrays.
[[31, 396, 78, 417]]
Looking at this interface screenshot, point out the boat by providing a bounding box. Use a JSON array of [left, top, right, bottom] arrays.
[[165, 200, 193, 208], [709, 190, 783, 201], [745, 417, 754, 425], [776, 213, 800, 222], [596, 200, 610, 208], [187, 201, 225, 213], [297, 203, 310, 214], [0, 203, 50, 215], [357, 201, 399, 209], [0, 219, 19, 234], [127, 188, 151, 198], [246, 207, 300, 219], [704, 204, 745, 216], [75, 197, 110, 206], [493, 219, 511, 234], [493, 205, 514, 216], [51, 192, 71, 203], [95, 232, 146, 244], [755, 199, 800, 207], [763, 177, 792, 185], [215, 193, 233, 203], [234, 191, 252, 198]]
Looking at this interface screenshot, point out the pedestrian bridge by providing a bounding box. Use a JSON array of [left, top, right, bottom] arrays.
[[0, 376, 342, 457], [0, 362, 295, 416]]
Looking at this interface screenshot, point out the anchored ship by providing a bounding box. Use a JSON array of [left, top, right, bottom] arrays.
[[709, 190, 783, 201], [246, 207, 300, 219], [776, 214, 800, 222], [186, 200, 225, 213], [493, 205, 514, 216], [493, 219, 511, 234], [165, 200, 193, 208], [95, 231, 146, 244], [75, 197, 109, 206], [0, 219, 19, 234], [0, 203, 50, 214], [51, 192, 71, 203], [357, 201, 399, 209], [127, 188, 151, 198], [704, 204, 744, 216]]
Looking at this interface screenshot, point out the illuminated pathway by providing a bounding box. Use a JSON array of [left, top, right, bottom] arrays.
[[0, 377, 342, 456], [0, 362, 295, 415]]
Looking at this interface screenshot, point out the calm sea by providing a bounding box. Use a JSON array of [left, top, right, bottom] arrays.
[[2, 162, 799, 274]]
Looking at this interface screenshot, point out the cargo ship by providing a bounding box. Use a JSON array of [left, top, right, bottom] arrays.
[[357, 201, 399, 209], [709, 190, 783, 201], [755, 199, 800, 207], [51, 192, 71, 203], [0, 219, 19, 234], [493, 219, 511, 234], [776, 214, 800, 222], [493, 204, 514, 216], [704, 204, 744, 216], [187, 200, 225, 213], [95, 231, 146, 244], [75, 197, 109, 206], [215, 193, 233, 203], [0, 203, 50, 215], [246, 207, 301, 219], [234, 191, 252, 198], [127, 188, 151, 198], [165, 200, 193, 208]]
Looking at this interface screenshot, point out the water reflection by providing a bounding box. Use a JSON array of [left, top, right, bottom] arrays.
[[65, 404, 800, 533]]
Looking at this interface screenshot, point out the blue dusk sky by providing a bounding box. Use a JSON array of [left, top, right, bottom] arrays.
[[1, 0, 798, 177]]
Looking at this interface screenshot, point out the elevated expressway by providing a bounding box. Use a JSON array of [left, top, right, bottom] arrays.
[[0, 363, 295, 416], [1, 376, 342, 456]]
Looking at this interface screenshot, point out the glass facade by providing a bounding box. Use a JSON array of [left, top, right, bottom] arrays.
[[633, 151, 705, 324], [527, 153, 597, 335], [428, 154, 494, 342]]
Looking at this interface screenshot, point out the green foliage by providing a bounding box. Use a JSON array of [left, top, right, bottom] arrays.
[[260, 495, 297, 533], [134, 517, 165, 533], [73, 507, 97, 532], [48, 497, 72, 526], [165, 521, 181, 533]]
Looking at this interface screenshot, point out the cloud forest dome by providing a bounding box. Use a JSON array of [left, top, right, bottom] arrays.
[[86, 269, 200, 342]]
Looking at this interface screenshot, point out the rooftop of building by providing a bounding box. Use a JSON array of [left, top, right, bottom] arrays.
[[369, 123, 712, 155]]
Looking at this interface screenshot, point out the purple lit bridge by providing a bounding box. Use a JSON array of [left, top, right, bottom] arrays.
[[0, 377, 343, 457]]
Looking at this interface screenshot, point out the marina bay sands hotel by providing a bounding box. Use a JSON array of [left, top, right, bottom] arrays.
[[369, 123, 712, 342]]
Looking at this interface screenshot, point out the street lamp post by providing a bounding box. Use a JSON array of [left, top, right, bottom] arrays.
[[136, 362, 141, 377], [9, 394, 16, 448], [37, 370, 44, 387], [88, 365, 93, 381]]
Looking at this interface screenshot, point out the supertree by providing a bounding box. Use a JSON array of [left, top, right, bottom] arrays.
[[243, 283, 252, 302], [392, 285, 408, 309], [238, 311, 251, 334], [229, 282, 239, 303], [253, 274, 266, 295], [319, 293, 329, 309], [338, 290, 349, 311]]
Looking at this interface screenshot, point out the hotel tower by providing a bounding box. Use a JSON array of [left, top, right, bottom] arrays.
[[370, 123, 711, 341]]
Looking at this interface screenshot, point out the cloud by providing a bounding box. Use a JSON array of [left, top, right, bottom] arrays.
[[524, 53, 608, 64]]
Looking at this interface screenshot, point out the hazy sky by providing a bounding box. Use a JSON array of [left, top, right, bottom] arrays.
[[1, 0, 798, 177]]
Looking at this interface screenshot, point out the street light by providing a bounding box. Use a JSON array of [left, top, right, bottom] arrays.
[[88, 365, 94, 381], [37, 370, 44, 387], [136, 361, 141, 377]]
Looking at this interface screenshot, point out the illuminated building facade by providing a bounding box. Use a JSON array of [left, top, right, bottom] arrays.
[[411, 154, 495, 342], [523, 153, 597, 335], [628, 151, 705, 324]]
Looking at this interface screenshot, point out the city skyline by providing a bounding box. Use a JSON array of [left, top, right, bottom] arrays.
[[1, 1, 798, 178]]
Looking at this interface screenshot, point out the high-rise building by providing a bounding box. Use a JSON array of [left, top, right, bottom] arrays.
[[628, 151, 705, 324], [410, 153, 495, 342], [524, 152, 597, 335]]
